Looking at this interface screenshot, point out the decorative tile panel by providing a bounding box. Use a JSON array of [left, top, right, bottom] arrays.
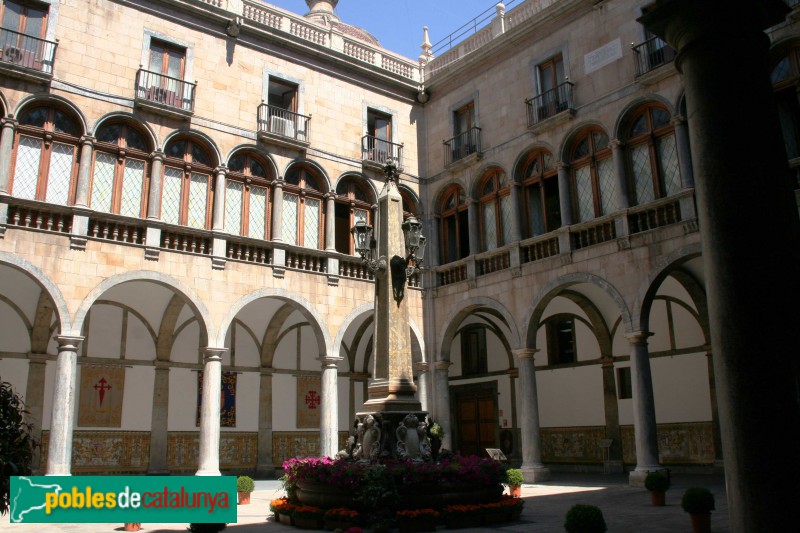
[[541, 426, 606, 463], [621, 422, 715, 465], [272, 431, 349, 467], [45, 143, 74, 205], [40, 431, 150, 473], [91, 152, 115, 212]]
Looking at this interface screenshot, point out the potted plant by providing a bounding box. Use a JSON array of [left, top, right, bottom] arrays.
[[681, 487, 715, 533], [236, 475, 255, 505], [395, 508, 440, 533], [504, 468, 524, 498], [324, 507, 360, 531], [123, 524, 141, 532], [426, 418, 443, 459], [442, 504, 481, 529], [564, 504, 607, 533], [499, 494, 525, 521], [292, 505, 325, 530], [644, 471, 670, 506]]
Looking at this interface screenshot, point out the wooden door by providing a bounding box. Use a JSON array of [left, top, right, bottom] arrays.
[[455, 389, 497, 457]]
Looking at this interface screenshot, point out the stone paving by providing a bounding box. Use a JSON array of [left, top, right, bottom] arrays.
[[1, 473, 729, 532]]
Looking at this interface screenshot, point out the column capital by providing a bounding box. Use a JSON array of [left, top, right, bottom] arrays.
[[434, 360, 452, 371], [319, 354, 343, 367], [625, 331, 653, 344], [1, 116, 18, 129], [556, 160, 569, 171], [413, 361, 429, 373], [609, 138, 624, 150], [273, 178, 285, 189], [324, 192, 337, 201], [671, 114, 686, 126], [150, 150, 166, 161], [55, 335, 84, 350], [154, 360, 171, 370], [201, 347, 226, 361], [80, 135, 96, 146], [214, 166, 228, 175], [512, 348, 539, 360], [260, 367, 275, 376]]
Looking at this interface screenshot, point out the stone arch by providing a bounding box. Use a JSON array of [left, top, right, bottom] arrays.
[[511, 142, 557, 181], [470, 162, 508, 198], [522, 272, 631, 349], [217, 288, 331, 357], [436, 296, 521, 363], [224, 144, 279, 179], [92, 112, 158, 150], [558, 120, 611, 162], [283, 158, 332, 192], [397, 184, 420, 215], [161, 128, 222, 166], [631, 242, 703, 333], [335, 172, 378, 203], [14, 94, 88, 135], [72, 271, 212, 344], [613, 94, 675, 140], [0, 251, 71, 334], [433, 179, 468, 212], [0, 91, 8, 116]]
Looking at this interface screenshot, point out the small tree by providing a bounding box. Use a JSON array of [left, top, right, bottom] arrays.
[[1, 380, 39, 516]]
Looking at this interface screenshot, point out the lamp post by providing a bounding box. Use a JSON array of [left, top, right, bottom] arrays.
[[350, 161, 428, 459]]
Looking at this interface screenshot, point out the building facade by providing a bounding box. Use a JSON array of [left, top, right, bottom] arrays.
[[0, 0, 798, 480]]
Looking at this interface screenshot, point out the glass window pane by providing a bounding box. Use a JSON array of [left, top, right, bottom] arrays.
[[597, 157, 617, 215], [249, 186, 267, 239], [631, 143, 655, 205], [120, 159, 145, 217], [657, 134, 682, 196], [575, 165, 594, 222], [304, 197, 320, 249], [91, 152, 116, 213], [187, 173, 208, 229], [225, 180, 243, 235], [46, 143, 74, 205], [125, 128, 147, 152], [12, 135, 42, 200], [23, 7, 46, 38], [2, 2, 22, 32], [54, 111, 80, 136], [482, 200, 497, 250], [527, 183, 545, 237], [283, 193, 298, 246], [500, 194, 513, 245], [161, 167, 182, 225]]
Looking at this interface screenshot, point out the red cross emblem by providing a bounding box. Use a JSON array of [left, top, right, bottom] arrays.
[[305, 390, 321, 410], [94, 377, 112, 406]]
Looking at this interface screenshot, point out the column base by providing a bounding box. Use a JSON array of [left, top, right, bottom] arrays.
[[196, 468, 222, 476], [256, 465, 276, 479], [147, 468, 170, 475], [628, 466, 666, 487], [520, 464, 551, 483], [603, 460, 625, 474]]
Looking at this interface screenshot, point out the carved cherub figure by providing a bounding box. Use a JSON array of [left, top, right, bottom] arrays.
[[396, 414, 432, 461]]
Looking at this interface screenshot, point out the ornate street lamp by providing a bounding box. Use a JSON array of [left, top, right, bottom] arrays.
[[401, 216, 426, 277], [350, 220, 386, 272]]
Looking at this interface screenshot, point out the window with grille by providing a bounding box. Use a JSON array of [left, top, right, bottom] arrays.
[[225, 152, 273, 239], [334, 177, 372, 255], [626, 104, 681, 205], [439, 185, 470, 264], [90, 122, 150, 217], [283, 165, 325, 249], [570, 128, 616, 222], [520, 149, 561, 237], [160, 137, 214, 228], [478, 168, 513, 251]]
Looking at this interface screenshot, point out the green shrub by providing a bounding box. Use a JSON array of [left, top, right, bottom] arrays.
[[644, 471, 670, 492], [564, 504, 607, 533], [236, 475, 255, 493], [505, 468, 524, 486], [1, 380, 38, 516], [681, 487, 715, 514]]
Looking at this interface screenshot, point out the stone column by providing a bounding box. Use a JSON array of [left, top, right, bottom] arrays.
[[147, 361, 170, 474], [514, 349, 550, 482], [25, 354, 48, 474], [556, 162, 573, 226], [46, 335, 84, 476], [256, 368, 275, 478], [626, 331, 660, 485], [271, 179, 284, 242], [705, 348, 724, 470], [324, 193, 336, 251], [0, 118, 18, 194], [671, 114, 695, 189], [196, 347, 226, 476], [319, 354, 342, 458], [467, 198, 479, 253], [508, 181, 522, 243], [212, 167, 227, 231], [428, 215, 441, 267], [610, 139, 631, 209], [600, 356, 623, 472], [147, 151, 165, 220], [641, 2, 800, 528], [74, 136, 95, 208], [433, 360, 452, 448], [413, 361, 430, 413]]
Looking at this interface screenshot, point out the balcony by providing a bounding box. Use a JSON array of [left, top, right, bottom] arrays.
[[632, 37, 676, 81], [362, 135, 404, 171], [0, 29, 57, 82], [444, 126, 482, 167], [257, 104, 311, 150], [134, 69, 196, 118], [525, 81, 575, 129]]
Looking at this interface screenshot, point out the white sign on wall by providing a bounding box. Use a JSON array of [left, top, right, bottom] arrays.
[[584, 38, 623, 74]]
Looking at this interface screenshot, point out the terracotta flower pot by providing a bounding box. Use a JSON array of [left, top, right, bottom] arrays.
[[650, 490, 666, 506], [690, 512, 711, 533], [123, 524, 141, 532], [508, 484, 522, 498], [237, 491, 251, 505]]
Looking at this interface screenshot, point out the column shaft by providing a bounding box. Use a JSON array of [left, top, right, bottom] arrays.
[[627, 332, 660, 485], [467, 199, 479, 253], [256, 369, 275, 477], [147, 152, 165, 220], [197, 347, 225, 476], [556, 162, 573, 226], [212, 168, 227, 231], [325, 193, 336, 251], [46, 336, 84, 475], [74, 137, 95, 207], [319, 355, 342, 457], [0, 119, 18, 194], [271, 180, 284, 242], [508, 182, 522, 242], [433, 361, 452, 449], [611, 139, 630, 209], [514, 349, 550, 482], [148, 364, 170, 474]]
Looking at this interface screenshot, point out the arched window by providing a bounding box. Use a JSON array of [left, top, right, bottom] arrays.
[[771, 46, 800, 164], [626, 104, 681, 205], [11, 105, 81, 205], [519, 149, 560, 238], [478, 168, 512, 251], [439, 185, 469, 263], [283, 165, 325, 249], [570, 128, 615, 222], [90, 121, 151, 217], [399, 186, 418, 219], [334, 177, 372, 254], [225, 151, 272, 239], [161, 136, 214, 229]]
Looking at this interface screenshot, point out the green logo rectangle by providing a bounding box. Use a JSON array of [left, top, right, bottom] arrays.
[[10, 476, 237, 523]]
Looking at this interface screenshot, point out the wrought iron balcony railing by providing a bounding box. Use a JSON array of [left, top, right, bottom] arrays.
[[444, 126, 482, 166], [632, 36, 676, 77], [257, 104, 310, 144], [362, 135, 404, 169], [135, 69, 196, 113], [0, 28, 56, 74], [525, 81, 574, 127]]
